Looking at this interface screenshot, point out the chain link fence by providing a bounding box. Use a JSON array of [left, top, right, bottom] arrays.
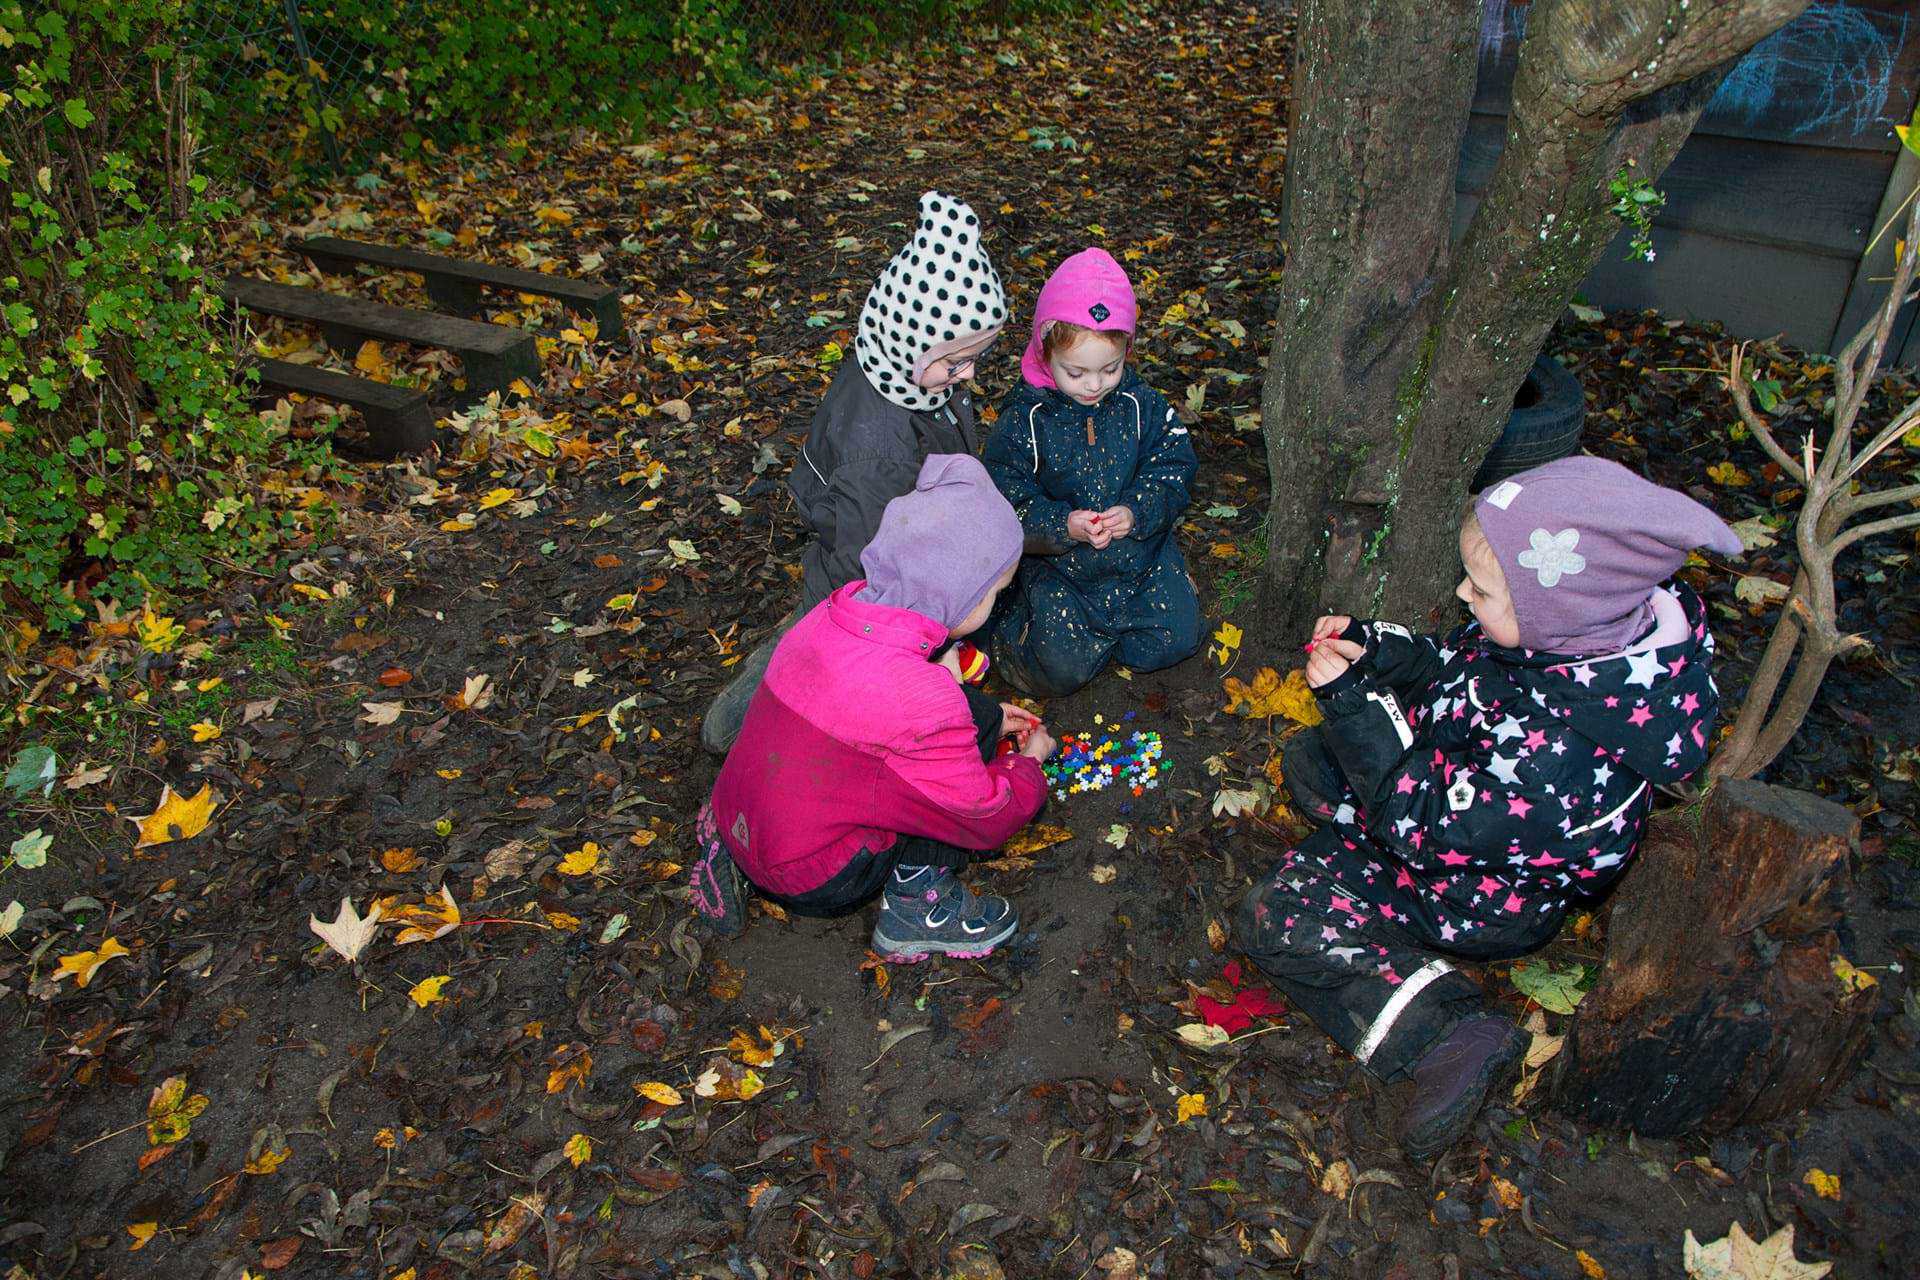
[[179, 1, 926, 192]]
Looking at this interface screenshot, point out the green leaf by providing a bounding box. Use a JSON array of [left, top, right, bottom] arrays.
[[62, 98, 93, 128], [4, 744, 57, 799], [9, 828, 51, 870], [1509, 960, 1588, 1015], [1899, 104, 1920, 159]]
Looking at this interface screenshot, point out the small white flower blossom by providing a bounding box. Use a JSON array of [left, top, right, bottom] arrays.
[[1516, 528, 1586, 587]]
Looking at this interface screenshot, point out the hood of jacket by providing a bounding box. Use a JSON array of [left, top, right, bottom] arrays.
[[856, 454, 1022, 629], [854, 191, 1007, 413]]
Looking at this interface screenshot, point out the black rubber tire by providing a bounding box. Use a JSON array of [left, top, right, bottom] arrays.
[[1471, 354, 1587, 492]]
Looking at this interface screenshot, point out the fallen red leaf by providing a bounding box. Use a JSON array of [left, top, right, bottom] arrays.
[[378, 668, 412, 686], [258, 1237, 302, 1270]]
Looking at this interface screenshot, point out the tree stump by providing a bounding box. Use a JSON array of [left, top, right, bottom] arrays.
[[1554, 778, 1874, 1136]]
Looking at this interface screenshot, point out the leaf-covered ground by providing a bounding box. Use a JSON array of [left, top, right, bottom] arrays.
[[4, 4, 1920, 1278]]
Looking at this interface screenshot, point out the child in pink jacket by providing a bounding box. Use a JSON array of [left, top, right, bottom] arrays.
[[691, 454, 1058, 961]]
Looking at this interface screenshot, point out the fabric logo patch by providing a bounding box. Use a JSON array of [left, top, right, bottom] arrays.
[[1516, 527, 1586, 587], [1483, 479, 1524, 510], [1088, 302, 1110, 323], [730, 812, 750, 849]]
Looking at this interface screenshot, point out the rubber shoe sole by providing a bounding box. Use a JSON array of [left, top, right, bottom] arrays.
[[871, 915, 1017, 964], [1400, 1020, 1528, 1162]]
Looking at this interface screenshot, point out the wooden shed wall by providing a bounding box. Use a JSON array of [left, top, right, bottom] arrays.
[[1457, 0, 1920, 364]]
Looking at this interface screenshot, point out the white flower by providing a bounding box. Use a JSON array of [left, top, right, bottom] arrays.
[[1516, 528, 1586, 587]]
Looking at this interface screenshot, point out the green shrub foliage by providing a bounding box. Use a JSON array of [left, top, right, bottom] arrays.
[[1, 2, 299, 630]]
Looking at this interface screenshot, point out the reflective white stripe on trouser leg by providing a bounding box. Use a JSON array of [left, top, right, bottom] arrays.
[[1354, 958, 1454, 1066]]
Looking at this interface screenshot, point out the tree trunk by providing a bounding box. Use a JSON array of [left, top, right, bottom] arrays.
[[1259, 0, 1811, 632], [1554, 778, 1874, 1136]]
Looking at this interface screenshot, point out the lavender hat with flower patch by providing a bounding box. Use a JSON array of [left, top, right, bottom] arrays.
[[1473, 456, 1742, 654]]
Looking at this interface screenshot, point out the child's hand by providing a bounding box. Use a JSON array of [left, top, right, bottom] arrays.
[[1096, 505, 1135, 540], [1305, 637, 1365, 688], [1000, 702, 1041, 740], [1067, 510, 1112, 549], [1309, 615, 1353, 644], [1019, 725, 1058, 762]]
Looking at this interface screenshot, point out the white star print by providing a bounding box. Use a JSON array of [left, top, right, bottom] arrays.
[[1624, 649, 1663, 689], [1486, 752, 1522, 786], [1493, 716, 1526, 743]]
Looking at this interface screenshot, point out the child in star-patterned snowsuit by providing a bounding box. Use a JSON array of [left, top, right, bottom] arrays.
[[981, 248, 1199, 697], [1235, 457, 1744, 1160]]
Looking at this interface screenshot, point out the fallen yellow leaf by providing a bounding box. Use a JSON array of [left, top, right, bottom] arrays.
[[409, 975, 452, 1007], [56, 936, 130, 987], [392, 885, 462, 945], [133, 783, 217, 847], [478, 487, 518, 510], [1175, 1092, 1207, 1124], [146, 1075, 210, 1144], [564, 1133, 592, 1167], [1803, 1168, 1841, 1200], [1003, 823, 1074, 856], [128, 1222, 159, 1251], [1831, 954, 1877, 993], [558, 843, 604, 876], [189, 721, 221, 743], [1575, 1250, 1605, 1279], [636, 1081, 684, 1106], [1224, 667, 1323, 726]]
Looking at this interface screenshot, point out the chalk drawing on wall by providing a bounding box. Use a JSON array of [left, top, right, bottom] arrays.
[[1707, 2, 1907, 137], [1479, 0, 1524, 58]]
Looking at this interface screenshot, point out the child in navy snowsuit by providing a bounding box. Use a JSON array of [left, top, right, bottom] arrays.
[[981, 248, 1199, 697], [1235, 457, 1743, 1160], [701, 191, 1008, 752]]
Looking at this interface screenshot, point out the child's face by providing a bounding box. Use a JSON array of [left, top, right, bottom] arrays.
[[913, 328, 1002, 392], [1457, 521, 1521, 647], [1046, 330, 1128, 406], [953, 563, 1018, 638]]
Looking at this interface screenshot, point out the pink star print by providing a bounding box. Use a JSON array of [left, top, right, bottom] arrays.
[[1477, 876, 1502, 895], [1507, 796, 1533, 817], [1524, 729, 1548, 751], [1680, 693, 1700, 714], [1329, 895, 1354, 914], [1502, 892, 1525, 912], [1396, 775, 1417, 794], [1628, 705, 1654, 727], [1668, 656, 1688, 677], [1439, 850, 1471, 866], [1396, 868, 1415, 889]]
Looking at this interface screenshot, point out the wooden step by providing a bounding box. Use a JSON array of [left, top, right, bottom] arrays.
[[252, 359, 435, 458], [297, 236, 623, 340], [220, 276, 540, 404]]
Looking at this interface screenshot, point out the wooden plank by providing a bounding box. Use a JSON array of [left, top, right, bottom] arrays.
[[220, 276, 539, 403], [1452, 190, 1855, 353], [1832, 148, 1920, 362], [251, 359, 435, 458], [1457, 114, 1894, 261], [297, 236, 623, 338], [1474, 0, 1919, 153]]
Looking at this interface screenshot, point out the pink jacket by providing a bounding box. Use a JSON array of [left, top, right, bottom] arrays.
[[707, 583, 1047, 897]]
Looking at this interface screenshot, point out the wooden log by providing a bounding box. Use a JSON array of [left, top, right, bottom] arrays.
[[1555, 778, 1874, 1136], [296, 236, 624, 340], [250, 359, 435, 459], [218, 276, 540, 405]]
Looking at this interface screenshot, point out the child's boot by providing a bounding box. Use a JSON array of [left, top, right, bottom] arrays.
[[872, 865, 1017, 962], [1399, 1015, 1528, 1160], [689, 807, 747, 938]]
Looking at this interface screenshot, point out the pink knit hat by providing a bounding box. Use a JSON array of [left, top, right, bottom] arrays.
[[1473, 457, 1742, 654], [1020, 248, 1137, 390]]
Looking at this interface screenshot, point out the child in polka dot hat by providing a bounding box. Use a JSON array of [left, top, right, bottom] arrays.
[[1236, 457, 1740, 1161], [700, 192, 1007, 754]]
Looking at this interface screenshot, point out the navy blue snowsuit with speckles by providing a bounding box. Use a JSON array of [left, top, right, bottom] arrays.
[[981, 369, 1199, 696]]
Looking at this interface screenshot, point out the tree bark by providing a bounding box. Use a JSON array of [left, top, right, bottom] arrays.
[[1260, 0, 1811, 631], [1554, 778, 1874, 1136]]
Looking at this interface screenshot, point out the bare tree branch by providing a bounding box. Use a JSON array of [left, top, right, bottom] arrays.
[[1725, 342, 1806, 484], [1830, 510, 1920, 561]]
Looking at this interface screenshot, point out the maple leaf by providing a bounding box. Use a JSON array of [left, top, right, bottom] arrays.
[[558, 842, 605, 876], [310, 897, 383, 963], [391, 885, 461, 945], [137, 606, 184, 654], [146, 1075, 211, 1144], [1103, 823, 1129, 849], [1683, 1222, 1831, 1279], [564, 1133, 592, 1167], [408, 975, 452, 1007], [55, 936, 130, 987], [1208, 620, 1242, 666], [1801, 1168, 1840, 1200], [1175, 1092, 1207, 1123], [379, 847, 422, 873], [545, 1046, 592, 1093], [1089, 863, 1118, 884], [1224, 667, 1322, 725], [360, 701, 405, 726], [128, 1222, 159, 1251], [133, 783, 217, 847]]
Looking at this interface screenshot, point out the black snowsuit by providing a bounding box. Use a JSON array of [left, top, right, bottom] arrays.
[[980, 369, 1199, 696], [1235, 583, 1722, 1080]]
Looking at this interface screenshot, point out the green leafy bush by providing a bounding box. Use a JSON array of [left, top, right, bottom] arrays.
[[1, 1, 309, 630]]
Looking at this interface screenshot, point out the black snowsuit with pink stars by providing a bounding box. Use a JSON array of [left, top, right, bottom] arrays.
[[1234, 582, 1721, 1081]]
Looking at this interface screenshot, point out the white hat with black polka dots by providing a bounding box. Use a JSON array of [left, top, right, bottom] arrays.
[[854, 191, 1006, 412]]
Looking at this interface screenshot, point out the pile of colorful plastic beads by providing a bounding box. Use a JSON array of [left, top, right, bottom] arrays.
[[1042, 715, 1171, 800]]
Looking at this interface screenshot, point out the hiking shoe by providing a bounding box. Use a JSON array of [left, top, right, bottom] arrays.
[[871, 867, 1017, 962], [688, 804, 746, 938], [1400, 1015, 1528, 1161]]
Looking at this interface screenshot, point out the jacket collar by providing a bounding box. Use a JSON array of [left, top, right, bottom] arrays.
[[826, 581, 949, 656]]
